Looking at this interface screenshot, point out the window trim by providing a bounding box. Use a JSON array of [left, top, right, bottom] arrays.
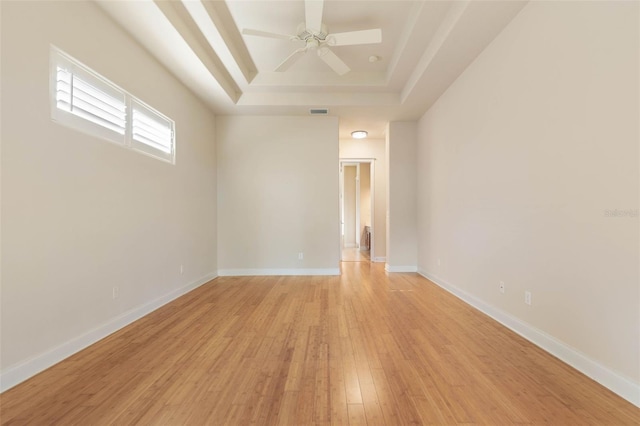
[[50, 46, 176, 164]]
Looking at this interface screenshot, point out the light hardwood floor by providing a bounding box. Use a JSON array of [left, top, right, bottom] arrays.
[[341, 248, 370, 262], [1, 263, 638, 425]]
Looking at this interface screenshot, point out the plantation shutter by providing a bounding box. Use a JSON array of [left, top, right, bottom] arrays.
[[51, 47, 175, 164], [55, 66, 126, 136], [131, 100, 174, 162]]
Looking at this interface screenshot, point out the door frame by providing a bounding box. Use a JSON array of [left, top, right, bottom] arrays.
[[339, 158, 375, 260], [341, 163, 360, 249]]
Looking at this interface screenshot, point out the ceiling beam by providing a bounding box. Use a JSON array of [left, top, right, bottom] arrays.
[[198, 0, 257, 84], [399, 0, 528, 117], [384, 1, 425, 85], [237, 91, 400, 107], [154, 0, 241, 104], [400, 0, 470, 103]]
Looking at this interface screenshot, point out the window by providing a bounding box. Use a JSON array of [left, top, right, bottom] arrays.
[[50, 46, 175, 164], [131, 100, 174, 163]]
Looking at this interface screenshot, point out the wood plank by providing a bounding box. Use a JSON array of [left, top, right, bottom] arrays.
[[1, 263, 638, 425]]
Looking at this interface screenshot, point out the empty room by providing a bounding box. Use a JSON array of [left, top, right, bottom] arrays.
[[1, 0, 638, 424]]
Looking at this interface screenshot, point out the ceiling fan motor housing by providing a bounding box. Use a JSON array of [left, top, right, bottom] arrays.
[[297, 22, 328, 44]]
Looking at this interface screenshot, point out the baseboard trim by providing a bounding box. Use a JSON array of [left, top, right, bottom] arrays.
[[0, 272, 218, 393], [372, 257, 386, 263], [385, 264, 418, 273], [218, 268, 340, 276], [417, 268, 640, 407]]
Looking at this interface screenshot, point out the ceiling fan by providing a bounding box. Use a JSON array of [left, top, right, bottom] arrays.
[[241, 0, 382, 76]]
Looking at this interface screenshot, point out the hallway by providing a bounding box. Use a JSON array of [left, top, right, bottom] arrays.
[[341, 247, 371, 262]]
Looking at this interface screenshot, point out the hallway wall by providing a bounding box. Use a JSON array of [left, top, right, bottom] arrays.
[[339, 138, 387, 261], [343, 165, 357, 248]]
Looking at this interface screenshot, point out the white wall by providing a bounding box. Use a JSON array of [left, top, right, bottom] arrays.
[[0, 1, 217, 389], [360, 162, 371, 244], [343, 165, 357, 247], [386, 122, 418, 272], [339, 138, 386, 261], [417, 0, 639, 404], [217, 116, 339, 275]]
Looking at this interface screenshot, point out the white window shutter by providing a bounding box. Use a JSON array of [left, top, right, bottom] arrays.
[[131, 100, 175, 162], [51, 46, 175, 164], [55, 67, 72, 111], [69, 75, 126, 135]]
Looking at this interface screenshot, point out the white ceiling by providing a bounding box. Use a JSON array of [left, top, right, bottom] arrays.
[[97, 0, 528, 139]]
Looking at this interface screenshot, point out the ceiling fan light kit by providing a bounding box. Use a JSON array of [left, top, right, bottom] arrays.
[[242, 0, 382, 76]]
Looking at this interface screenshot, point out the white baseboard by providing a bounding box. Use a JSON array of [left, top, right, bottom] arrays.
[[218, 268, 340, 276], [371, 257, 386, 263], [0, 272, 218, 393], [385, 264, 418, 273], [344, 243, 357, 248], [418, 268, 640, 408]]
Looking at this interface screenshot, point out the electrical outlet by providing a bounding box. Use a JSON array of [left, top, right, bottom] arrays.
[[298, 252, 304, 260], [437, 258, 441, 267], [499, 281, 505, 294], [525, 291, 532, 306], [180, 264, 184, 275], [112, 286, 119, 300]]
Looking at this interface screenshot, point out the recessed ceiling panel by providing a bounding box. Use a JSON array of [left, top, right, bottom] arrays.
[[226, 0, 416, 77], [98, 0, 529, 137]]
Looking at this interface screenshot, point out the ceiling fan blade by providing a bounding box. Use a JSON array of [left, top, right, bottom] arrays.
[[317, 47, 350, 75], [326, 29, 382, 46], [305, 0, 324, 33], [242, 28, 293, 40], [276, 48, 307, 72]]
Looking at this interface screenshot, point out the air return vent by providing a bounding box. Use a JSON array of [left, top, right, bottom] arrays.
[[309, 108, 329, 115]]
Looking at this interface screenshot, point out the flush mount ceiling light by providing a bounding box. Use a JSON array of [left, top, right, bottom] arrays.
[[351, 130, 368, 139]]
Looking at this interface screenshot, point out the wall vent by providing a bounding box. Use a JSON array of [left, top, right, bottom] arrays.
[[309, 108, 329, 115]]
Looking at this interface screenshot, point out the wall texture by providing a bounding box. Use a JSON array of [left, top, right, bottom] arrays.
[[417, 0, 639, 402], [339, 138, 387, 261], [216, 115, 339, 274], [0, 1, 217, 389]]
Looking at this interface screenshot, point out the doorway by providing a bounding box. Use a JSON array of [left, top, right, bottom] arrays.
[[340, 160, 374, 262]]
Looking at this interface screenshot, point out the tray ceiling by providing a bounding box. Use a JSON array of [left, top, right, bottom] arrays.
[[97, 0, 528, 139]]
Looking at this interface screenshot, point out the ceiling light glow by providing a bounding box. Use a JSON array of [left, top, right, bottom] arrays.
[[351, 130, 368, 139]]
